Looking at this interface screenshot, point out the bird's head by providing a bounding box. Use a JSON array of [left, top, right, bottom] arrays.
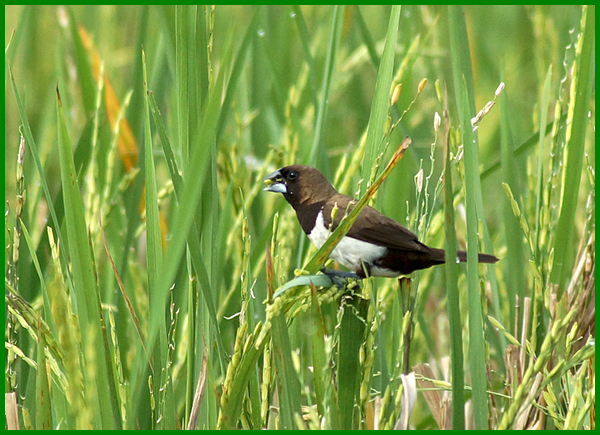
[[263, 165, 337, 207]]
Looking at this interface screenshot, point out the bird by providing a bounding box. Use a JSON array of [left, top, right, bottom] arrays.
[[264, 165, 498, 279]]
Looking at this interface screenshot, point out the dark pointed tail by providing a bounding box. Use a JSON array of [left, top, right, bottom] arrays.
[[429, 248, 499, 264], [457, 250, 498, 264]]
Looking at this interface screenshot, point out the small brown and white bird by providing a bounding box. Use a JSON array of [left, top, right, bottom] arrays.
[[264, 165, 498, 278]]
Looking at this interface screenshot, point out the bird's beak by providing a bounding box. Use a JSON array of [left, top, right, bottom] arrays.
[[263, 169, 287, 193]]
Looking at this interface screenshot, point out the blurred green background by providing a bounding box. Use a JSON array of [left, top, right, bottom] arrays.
[[4, 5, 585, 201]]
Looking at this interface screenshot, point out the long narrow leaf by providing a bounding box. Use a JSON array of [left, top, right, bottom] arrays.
[[448, 5, 489, 428], [56, 88, 115, 428], [533, 66, 553, 260], [142, 51, 176, 429], [147, 91, 226, 367], [290, 5, 319, 110], [459, 77, 489, 430], [360, 5, 401, 193], [66, 6, 96, 115], [309, 284, 340, 429], [499, 66, 537, 335], [141, 36, 234, 400], [337, 294, 369, 429], [549, 5, 594, 293], [307, 5, 344, 173], [442, 87, 464, 430], [354, 6, 381, 67], [9, 67, 71, 280], [271, 312, 303, 429], [175, 5, 191, 164], [215, 6, 262, 146]]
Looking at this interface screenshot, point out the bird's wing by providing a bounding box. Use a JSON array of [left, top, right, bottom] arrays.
[[323, 194, 429, 253]]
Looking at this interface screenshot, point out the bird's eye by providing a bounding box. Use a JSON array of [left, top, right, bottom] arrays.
[[288, 171, 298, 181]]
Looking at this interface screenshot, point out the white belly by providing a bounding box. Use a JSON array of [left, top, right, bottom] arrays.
[[308, 211, 397, 277]]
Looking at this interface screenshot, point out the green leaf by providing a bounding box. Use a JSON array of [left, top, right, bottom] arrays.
[[139, 23, 237, 410], [290, 5, 319, 109], [442, 85, 465, 430], [142, 50, 176, 429], [533, 66, 554, 261], [448, 5, 488, 428], [354, 6, 381, 67], [307, 5, 344, 173], [499, 66, 529, 336], [146, 90, 225, 369], [66, 6, 97, 115], [8, 66, 71, 280], [56, 87, 116, 428], [215, 6, 263, 147], [337, 294, 369, 429], [273, 274, 335, 298], [309, 285, 340, 429], [271, 312, 303, 429], [360, 5, 402, 193], [550, 5, 595, 293]]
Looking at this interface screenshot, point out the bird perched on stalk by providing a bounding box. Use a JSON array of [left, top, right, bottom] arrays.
[[264, 165, 498, 279]]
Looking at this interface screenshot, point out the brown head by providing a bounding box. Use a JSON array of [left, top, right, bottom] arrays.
[[263, 165, 337, 209]]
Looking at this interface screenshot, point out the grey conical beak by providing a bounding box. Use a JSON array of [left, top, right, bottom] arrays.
[[263, 169, 287, 193]]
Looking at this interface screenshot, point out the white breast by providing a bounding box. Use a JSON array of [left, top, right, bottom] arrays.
[[308, 210, 395, 276]]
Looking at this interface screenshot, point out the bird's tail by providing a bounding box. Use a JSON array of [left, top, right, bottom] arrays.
[[428, 248, 498, 264], [456, 250, 498, 264]]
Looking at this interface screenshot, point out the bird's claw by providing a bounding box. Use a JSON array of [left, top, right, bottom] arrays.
[[320, 267, 361, 289]]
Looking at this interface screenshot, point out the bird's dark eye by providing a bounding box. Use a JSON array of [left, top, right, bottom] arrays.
[[288, 171, 298, 181]]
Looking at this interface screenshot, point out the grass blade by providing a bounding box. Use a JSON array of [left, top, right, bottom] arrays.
[[56, 87, 116, 428], [448, 5, 489, 428], [309, 284, 341, 429], [499, 68, 529, 334], [290, 5, 319, 109], [215, 6, 262, 146], [142, 51, 176, 429], [5, 5, 31, 62], [147, 91, 225, 366], [307, 5, 344, 173], [218, 324, 266, 429], [337, 294, 369, 429], [549, 5, 595, 293], [124, 5, 149, 142], [8, 66, 72, 280], [533, 66, 553, 261], [175, 5, 191, 163], [195, 6, 210, 111], [65, 6, 97, 115], [271, 312, 303, 429], [354, 5, 381, 67], [360, 5, 401, 191], [442, 86, 464, 430], [460, 76, 489, 430], [139, 34, 234, 407]]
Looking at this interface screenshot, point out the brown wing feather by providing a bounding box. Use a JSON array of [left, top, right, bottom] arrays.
[[322, 194, 429, 253]]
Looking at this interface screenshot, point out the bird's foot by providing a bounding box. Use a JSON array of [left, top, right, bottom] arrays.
[[320, 267, 362, 289]]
